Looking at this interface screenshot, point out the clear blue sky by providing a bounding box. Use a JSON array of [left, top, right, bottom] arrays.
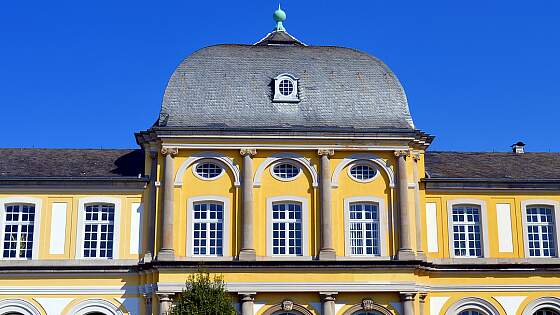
[[1, 1, 559, 152]]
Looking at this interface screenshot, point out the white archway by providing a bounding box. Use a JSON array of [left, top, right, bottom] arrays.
[[0, 299, 41, 315], [174, 151, 241, 187], [67, 299, 123, 315], [253, 153, 318, 187], [522, 297, 560, 315], [445, 297, 500, 315], [331, 153, 395, 188]]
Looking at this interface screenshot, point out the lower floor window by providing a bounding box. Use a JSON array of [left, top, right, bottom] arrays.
[[83, 204, 115, 258], [458, 311, 483, 315], [535, 309, 560, 315], [2, 204, 35, 259], [193, 202, 223, 256], [272, 202, 302, 256]]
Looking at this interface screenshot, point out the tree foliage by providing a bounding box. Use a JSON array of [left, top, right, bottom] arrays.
[[169, 270, 236, 315]]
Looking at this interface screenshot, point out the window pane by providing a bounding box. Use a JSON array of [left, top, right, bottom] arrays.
[[348, 202, 380, 256], [452, 205, 482, 257], [192, 202, 224, 256], [3, 204, 35, 259], [271, 202, 302, 256], [83, 204, 115, 259], [526, 206, 556, 257]]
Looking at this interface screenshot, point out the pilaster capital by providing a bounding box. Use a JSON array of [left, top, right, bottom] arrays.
[[318, 149, 335, 157], [394, 149, 410, 158], [400, 292, 417, 302], [144, 293, 153, 304], [157, 293, 173, 302], [411, 150, 422, 161], [240, 148, 257, 157], [418, 293, 427, 303], [320, 291, 337, 302], [161, 147, 178, 157], [238, 292, 256, 302]]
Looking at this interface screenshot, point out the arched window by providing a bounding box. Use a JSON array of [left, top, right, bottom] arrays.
[[534, 310, 560, 315], [459, 311, 484, 315], [194, 161, 224, 180], [444, 297, 500, 315], [353, 312, 385, 315], [522, 297, 560, 315]]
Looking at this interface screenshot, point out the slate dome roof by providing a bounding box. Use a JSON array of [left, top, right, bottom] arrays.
[[156, 30, 415, 132]]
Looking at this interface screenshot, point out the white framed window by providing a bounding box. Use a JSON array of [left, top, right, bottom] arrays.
[[2, 204, 35, 259], [271, 161, 301, 181], [187, 196, 231, 258], [348, 202, 380, 256], [273, 73, 299, 102], [266, 196, 309, 257], [76, 197, 121, 259], [344, 196, 388, 257], [446, 199, 489, 258], [83, 203, 115, 258], [192, 160, 225, 181], [0, 197, 42, 260], [445, 297, 500, 315], [521, 297, 560, 315], [348, 162, 378, 183], [521, 200, 560, 258]]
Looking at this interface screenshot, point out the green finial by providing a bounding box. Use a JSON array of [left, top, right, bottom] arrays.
[[273, 4, 286, 31]]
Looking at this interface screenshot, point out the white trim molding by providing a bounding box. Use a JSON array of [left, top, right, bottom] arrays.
[[266, 196, 310, 257], [174, 151, 241, 187], [496, 203, 514, 253], [254, 153, 318, 187], [66, 298, 124, 315], [446, 199, 490, 258], [49, 202, 68, 255], [186, 195, 231, 258], [75, 196, 122, 259], [522, 297, 560, 315], [343, 196, 388, 257], [331, 153, 395, 188], [520, 199, 560, 258], [0, 298, 41, 315], [0, 197, 43, 260], [444, 297, 501, 315], [426, 202, 439, 253]]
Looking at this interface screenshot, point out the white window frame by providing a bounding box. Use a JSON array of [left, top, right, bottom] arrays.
[[347, 161, 379, 183], [76, 197, 121, 259], [192, 159, 226, 181], [186, 195, 231, 258], [446, 199, 490, 258], [343, 196, 388, 257], [266, 196, 309, 258], [0, 197, 42, 260], [445, 297, 500, 315], [273, 73, 299, 102], [270, 160, 302, 182], [521, 200, 560, 258], [521, 297, 560, 315]]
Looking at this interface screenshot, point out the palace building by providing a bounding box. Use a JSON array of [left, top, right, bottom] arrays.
[[1, 6, 560, 315]]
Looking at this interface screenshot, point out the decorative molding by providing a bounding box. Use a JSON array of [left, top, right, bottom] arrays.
[[160, 147, 178, 156], [240, 148, 257, 156], [394, 149, 410, 158], [261, 301, 313, 315], [521, 297, 560, 315], [318, 148, 335, 156], [282, 300, 294, 311], [66, 298, 124, 315], [445, 297, 501, 315], [331, 153, 395, 188], [401, 292, 417, 301], [253, 152, 318, 187], [174, 151, 241, 187], [0, 298, 41, 315], [342, 300, 393, 315]]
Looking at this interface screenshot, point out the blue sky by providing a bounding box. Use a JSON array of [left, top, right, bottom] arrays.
[[1, 1, 559, 151]]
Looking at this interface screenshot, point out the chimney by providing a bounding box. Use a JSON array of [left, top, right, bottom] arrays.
[[511, 141, 525, 154]]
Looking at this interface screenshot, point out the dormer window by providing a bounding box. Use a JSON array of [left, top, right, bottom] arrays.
[[274, 73, 299, 102]]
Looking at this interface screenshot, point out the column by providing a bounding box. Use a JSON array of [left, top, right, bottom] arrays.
[[318, 149, 336, 260], [320, 292, 337, 315], [239, 292, 255, 315], [239, 148, 257, 260], [144, 149, 158, 262], [419, 293, 427, 315], [401, 292, 417, 315], [144, 293, 153, 315], [158, 147, 178, 260], [158, 293, 173, 315], [395, 150, 415, 260], [412, 151, 425, 259]]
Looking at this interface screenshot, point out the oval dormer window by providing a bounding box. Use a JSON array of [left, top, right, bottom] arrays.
[[271, 162, 301, 180], [349, 163, 378, 182], [194, 162, 224, 180], [273, 73, 299, 102]]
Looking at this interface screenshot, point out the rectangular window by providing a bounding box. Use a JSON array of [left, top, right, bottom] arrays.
[[526, 206, 556, 257], [272, 202, 302, 256], [451, 205, 482, 257], [192, 202, 223, 256], [83, 204, 115, 259], [3, 204, 35, 259], [348, 202, 380, 256]]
